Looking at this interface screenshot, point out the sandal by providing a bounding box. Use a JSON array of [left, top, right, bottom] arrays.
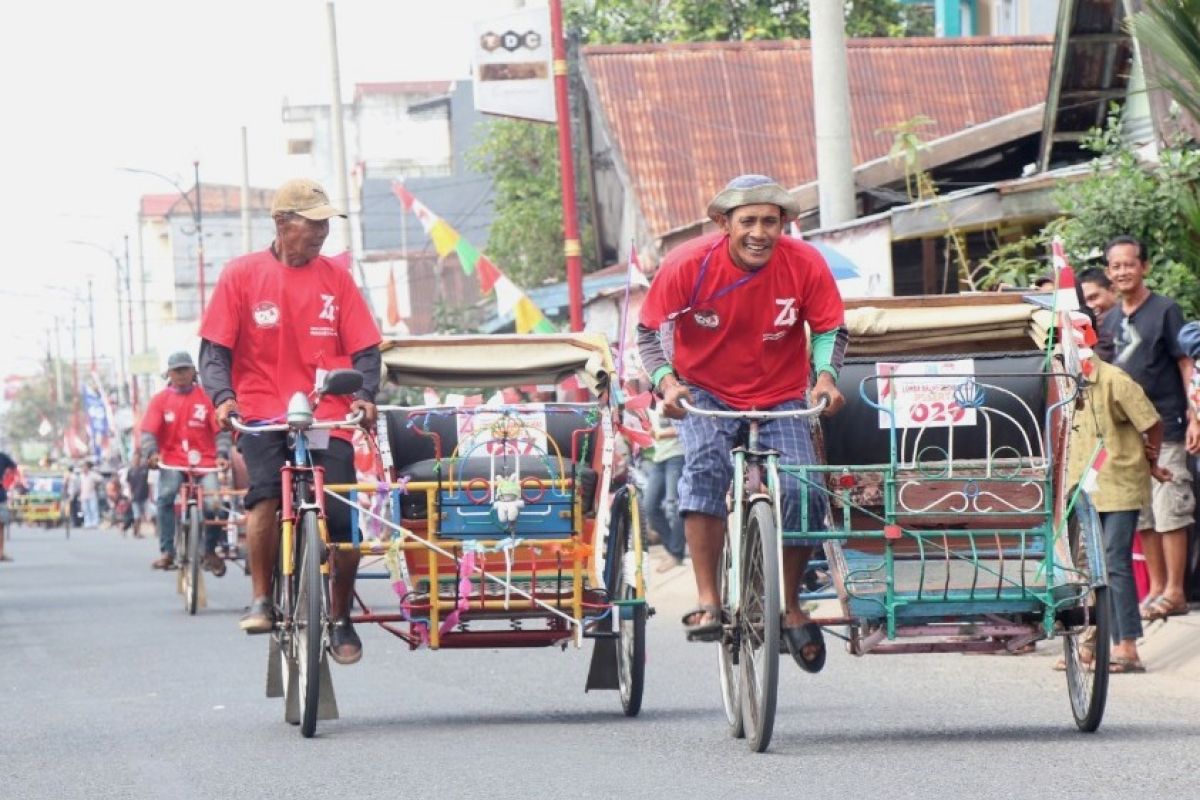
[[1146, 596, 1190, 620], [1108, 656, 1147, 674], [1139, 595, 1163, 621], [783, 622, 827, 674], [682, 604, 723, 642]]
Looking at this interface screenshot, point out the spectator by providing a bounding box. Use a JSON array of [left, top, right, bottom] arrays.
[[1079, 267, 1118, 362], [0, 448, 16, 562], [645, 399, 686, 572], [78, 461, 104, 529], [125, 452, 150, 539], [1063, 313, 1166, 672], [1101, 235, 1195, 620]]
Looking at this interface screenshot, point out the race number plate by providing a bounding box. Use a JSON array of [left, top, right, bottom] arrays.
[[875, 358, 978, 429]]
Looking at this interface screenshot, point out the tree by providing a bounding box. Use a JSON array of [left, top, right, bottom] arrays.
[[2, 367, 76, 461], [976, 109, 1200, 318], [1128, 0, 1200, 125], [468, 0, 930, 295]]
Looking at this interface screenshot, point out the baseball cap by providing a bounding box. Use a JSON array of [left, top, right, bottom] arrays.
[[163, 351, 195, 377], [270, 178, 346, 220]]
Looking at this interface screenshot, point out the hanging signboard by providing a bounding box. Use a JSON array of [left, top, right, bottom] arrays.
[[472, 6, 555, 123], [875, 358, 978, 429]]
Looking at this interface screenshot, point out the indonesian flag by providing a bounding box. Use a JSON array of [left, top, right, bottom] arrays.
[[1080, 446, 1108, 494], [1051, 239, 1080, 311], [628, 245, 650, 288], [386, 266, 402, 327]]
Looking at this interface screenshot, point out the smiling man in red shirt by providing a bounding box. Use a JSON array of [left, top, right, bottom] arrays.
[[198, 178, 381, 665], [638, 174, 848, 672]]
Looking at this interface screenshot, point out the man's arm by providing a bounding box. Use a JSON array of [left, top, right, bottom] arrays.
[[199, 340, 235, 408], [349, 345, 381, 430], [636, 323, 690, 419], [809, 326, 849, 416]]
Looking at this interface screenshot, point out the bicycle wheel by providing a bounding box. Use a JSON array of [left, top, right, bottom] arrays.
[[295, 509, 326, 738], [608, 490, 646, 717], [739, 498, 780, 753], [1063, 493, 1110, 732], [184, 506, 201, 615], [717, 533, 744, 739]]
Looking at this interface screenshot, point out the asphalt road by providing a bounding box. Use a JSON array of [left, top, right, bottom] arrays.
[[2, 523, 1198, 800]]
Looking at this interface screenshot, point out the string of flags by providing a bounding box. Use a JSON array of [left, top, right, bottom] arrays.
[[391, 183, 555, 334]]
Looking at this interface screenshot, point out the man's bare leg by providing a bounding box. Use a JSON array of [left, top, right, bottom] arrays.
[[685, 512, 726, 625], [1141, 529, 1165, 600], [1161, 528, 1190, 609], [782, 545, 814, 627], [246, 499, 281, 601], [329, 549, 361, 619]]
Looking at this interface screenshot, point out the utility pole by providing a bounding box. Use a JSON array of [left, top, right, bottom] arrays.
[[136, 213, 149, 404], [194, 160, 205, 319], [124, 235, 137, 410], [87, 278, 96, 372], [113, 251, 127, 404], [53, 316, 64, 408], [810, 0, 857, 229], [550, 0, 584, 331], [241, 126, 252, 253], [325, 1, 377, 316]]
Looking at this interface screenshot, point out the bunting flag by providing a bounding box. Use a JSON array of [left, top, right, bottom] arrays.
[[628, 246, 650, 288], [1050, 239, 1080, 312], [1080, 446, 1108, 494], [386, 266, 402, 327], [392, 181, 558, 335]]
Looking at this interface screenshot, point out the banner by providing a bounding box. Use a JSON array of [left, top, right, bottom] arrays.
[[472, 6, 555, 123], [82, 379, 111, 460]]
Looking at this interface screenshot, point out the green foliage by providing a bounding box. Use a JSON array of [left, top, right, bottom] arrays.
[[467, 119, 568, 289], [979, 109, 1200, 316], [2, 367, 75, 459], [1129, 0, 1200, 125]]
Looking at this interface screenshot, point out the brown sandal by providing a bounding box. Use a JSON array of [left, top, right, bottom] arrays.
[[1146, 596, 1190, 620]]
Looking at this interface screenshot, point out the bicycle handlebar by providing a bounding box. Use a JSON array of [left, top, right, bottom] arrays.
[[158, 463, 225, 474], [228, 411, 364, 434], [678, 396, 828, 420]]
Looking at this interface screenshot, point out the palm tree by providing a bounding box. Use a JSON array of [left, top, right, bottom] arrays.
[[1128, 0, 1200, 124]]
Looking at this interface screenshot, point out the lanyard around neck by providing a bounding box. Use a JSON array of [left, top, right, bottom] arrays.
[[667, 236, 764, 321]]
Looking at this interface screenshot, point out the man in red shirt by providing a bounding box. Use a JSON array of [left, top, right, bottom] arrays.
[[637, 174, 847, 672], [199, 178, 381, 666], [140, 351, 230, 572]]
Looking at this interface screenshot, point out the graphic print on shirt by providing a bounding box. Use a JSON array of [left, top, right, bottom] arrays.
[[191, 404, 208, 424], [253, 301, 280, 328], [765, 297, 798, 340], [312, 293, 338, 338]]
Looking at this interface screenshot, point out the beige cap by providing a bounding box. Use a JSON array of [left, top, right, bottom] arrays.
[[270, 178, 346, 220], [706, 174, 801, 222]]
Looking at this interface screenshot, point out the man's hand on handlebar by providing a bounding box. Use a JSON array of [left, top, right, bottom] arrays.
[[350, 398, 377, 431], [659, 375, 691, 420], [811, 371, 845, 417], [216, 398, 239, 432]]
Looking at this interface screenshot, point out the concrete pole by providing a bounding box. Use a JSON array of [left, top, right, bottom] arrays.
[[241, 126, 252, 253], [136, 214, 150, 405], [87, 278, 96, 371], [53, 316, 64, 407], [123, 235, 137, 410], [326, 1, 377, 316], [112, 253, 127, 404], [810, 0, 857, 229]]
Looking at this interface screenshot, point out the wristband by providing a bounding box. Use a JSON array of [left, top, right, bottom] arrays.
[[650, 365, 675, 390]]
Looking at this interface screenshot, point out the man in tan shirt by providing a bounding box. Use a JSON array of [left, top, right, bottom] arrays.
[[1066, 330, 1170, 672]]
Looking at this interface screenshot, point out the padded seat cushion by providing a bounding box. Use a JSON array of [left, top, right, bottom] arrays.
[[395, 456, 598, 518]]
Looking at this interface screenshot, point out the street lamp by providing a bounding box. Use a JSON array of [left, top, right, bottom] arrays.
[[65, 239, 134, 409], [119, 163, 206, 320]]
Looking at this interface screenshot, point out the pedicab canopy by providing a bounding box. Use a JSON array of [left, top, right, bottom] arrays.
[[380, 333, 613, 393], [842, 295, 1054, 357]]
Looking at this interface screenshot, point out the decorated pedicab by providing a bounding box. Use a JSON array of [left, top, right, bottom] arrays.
[[258, 332, 649, 736], [708, 292, 1111, 752], [10, 470, 71, 537]]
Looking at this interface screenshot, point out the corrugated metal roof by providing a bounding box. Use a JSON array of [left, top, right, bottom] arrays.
[[584, 36, 1053, 240]]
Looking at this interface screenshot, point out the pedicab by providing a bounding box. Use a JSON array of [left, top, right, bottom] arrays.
[[710, 293, 1110, 752], [10, 470, 71, 537], [263, 332, 649, 735]]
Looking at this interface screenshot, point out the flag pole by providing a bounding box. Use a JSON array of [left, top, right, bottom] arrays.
[[550, 0, 584, 331]]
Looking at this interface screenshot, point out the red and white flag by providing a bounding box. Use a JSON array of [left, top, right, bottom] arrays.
[[1080, 446, 1108, 493], [1050, 239, 1080, 311], [628, 245, 650, 288]]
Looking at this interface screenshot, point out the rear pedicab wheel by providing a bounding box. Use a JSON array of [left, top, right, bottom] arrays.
[[1064, 493, 1110, 732], [739, 499, 780, 753], [295, 510, 326, 738], [184, 507, 201, 615], [605, 489, 646, 717], [717, 537, 744, 739]]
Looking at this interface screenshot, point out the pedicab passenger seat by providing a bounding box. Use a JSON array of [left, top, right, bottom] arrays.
[[820, 351, 1050, 531], [383, 405, 599, 522]]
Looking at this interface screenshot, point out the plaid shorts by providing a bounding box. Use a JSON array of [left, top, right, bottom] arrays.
[[676, 387, 826, 544]]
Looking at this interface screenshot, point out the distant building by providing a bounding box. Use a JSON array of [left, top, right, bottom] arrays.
[[902, 0, 1061, 37], [137, 185, 276, 324]]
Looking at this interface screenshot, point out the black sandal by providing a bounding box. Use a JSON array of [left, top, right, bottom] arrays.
[[682, 604, 724, 642], [783, 622, 826, 673]]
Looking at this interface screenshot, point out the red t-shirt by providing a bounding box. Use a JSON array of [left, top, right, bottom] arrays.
[[140, 385, 221, 467], [639, 233, 844, 409], [199, 249, 382, 439]]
